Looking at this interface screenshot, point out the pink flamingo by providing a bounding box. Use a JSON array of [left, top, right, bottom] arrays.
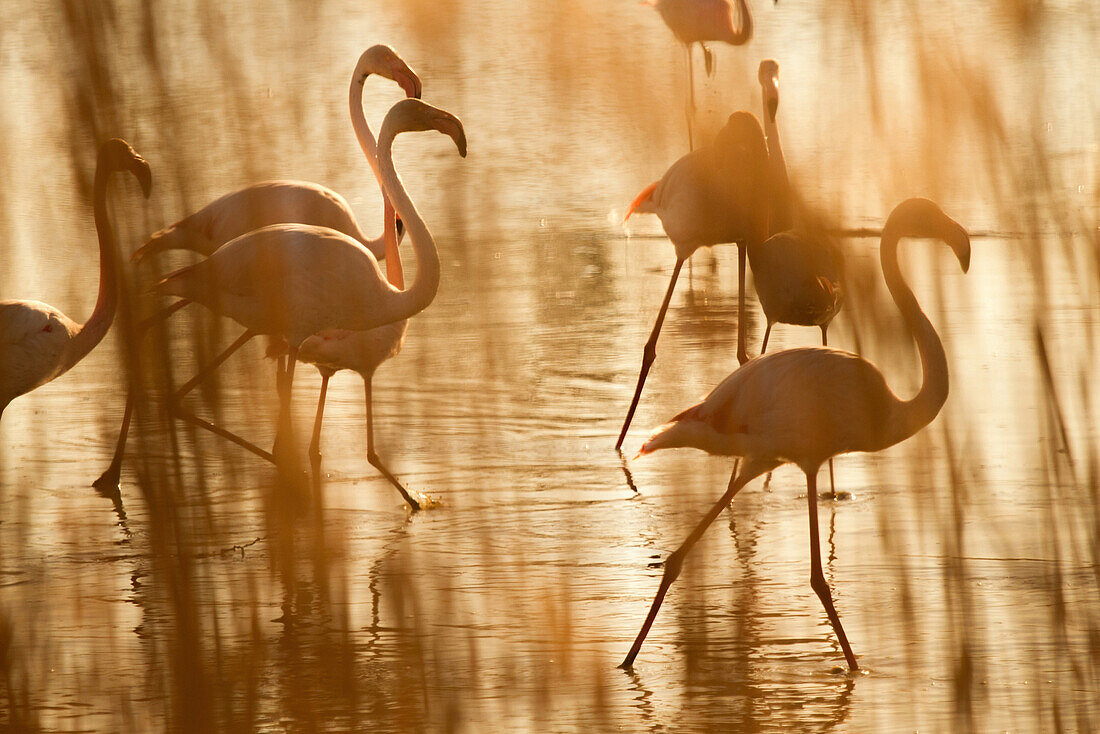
[[94, 45, 419, 492], [154, 99, 466, 486], [620, 198, 971, 671], [269, 199, 424, 510], [644, 0, 754, 149], [130, 45, 420, 264], [0, 139, 150, 422], [617, 111, 771, 450]]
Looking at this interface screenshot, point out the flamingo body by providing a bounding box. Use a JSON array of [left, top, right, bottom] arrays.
[[0, 302, 82, 409], [627, 111, 770, 260], [641, 346, 898, 466], [157, 223, 401, 348], [297, 320, 407, 379], [750, 232, 843, 330], [134, 180, 386, 262], [653, 0, 746, 46]]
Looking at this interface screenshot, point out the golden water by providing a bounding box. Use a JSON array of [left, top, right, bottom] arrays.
[[0, 0, 1097, 730]]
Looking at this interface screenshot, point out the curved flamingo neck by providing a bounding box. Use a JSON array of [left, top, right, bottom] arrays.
[[382, 197, 404, 289], [350, 77, 384, 188], [68, 161, 121, 369], [376, 125, 440, 322], [761, 87, 792, 235], [879, 224, 949, 446]]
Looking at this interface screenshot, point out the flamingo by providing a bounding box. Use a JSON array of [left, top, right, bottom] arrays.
[[617, 111, 771, 450], [754, 58, 845, 495], [619, 198, 971, 671], [268, 198, 424, 510], [644, 0, 753, 149], [753, 59, 843, 353], [154, 99, 466, 484], [0, 139, 151, 422], [94, 44, 419, 492], [129, 45, 421, 264]]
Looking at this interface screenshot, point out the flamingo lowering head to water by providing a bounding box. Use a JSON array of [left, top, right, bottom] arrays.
[[0, 139, 150, 422], [619, 198, 971, 671]]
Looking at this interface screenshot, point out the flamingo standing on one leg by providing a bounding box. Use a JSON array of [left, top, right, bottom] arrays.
[[619, 198, 971, 671], [0, 139, 151, 423], [94, 45, 420, 492], [644, 0, 753, 150], [154, 99, 466, 488], [753, 58, 845, 495], [617, 111, 771, 450]]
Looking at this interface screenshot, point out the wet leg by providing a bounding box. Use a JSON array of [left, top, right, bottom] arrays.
[[620, 458, 775, 668], [616, 258, 685, 450], [365, 375, 428, 511], [807, 470, 859, 670]]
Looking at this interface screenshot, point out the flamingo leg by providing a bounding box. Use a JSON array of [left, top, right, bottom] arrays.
[[736, 243, 749, 365], [308, 372, 331, 480], [364, 374, 426, 512], [806, 470, 859, 670], [92, 385, 134, 493], [615, 258, 685, 450], [620, 458, 776, 668], [93, 299, 192, 489], [169, 330, 274, 463], [273, 346, 299, 463], [760, 321, 774, 354], [820, 325, 838, 498]]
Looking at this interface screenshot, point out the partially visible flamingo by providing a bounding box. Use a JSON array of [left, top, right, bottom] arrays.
[[0, 139, 151, 422], [94, 45, 420, 491], [753, 58, 845, 495], [619, 198, 971, 671], [130, 45, 420, 264], [644, 0, 753, 149], [617, 111, 770, 450], [269, 197, 424, 510], [753, 59, 843, 353], [155, 99, 467, 489]]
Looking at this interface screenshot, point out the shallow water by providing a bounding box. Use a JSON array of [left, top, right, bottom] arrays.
[[1, 0, 1098, 731]]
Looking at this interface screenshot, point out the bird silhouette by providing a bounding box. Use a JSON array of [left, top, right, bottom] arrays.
[[620, 198, 972, 671], [1, 139, 150, 423]]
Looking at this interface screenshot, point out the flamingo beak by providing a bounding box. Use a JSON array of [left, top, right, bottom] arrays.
[[947, 225, 971, 274], [132, 158, 152, 198], [393, 67, 423, 99], [434, 114, 467, 157]]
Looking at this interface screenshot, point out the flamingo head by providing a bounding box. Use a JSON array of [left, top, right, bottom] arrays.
[[356, 45, 422, 99], [382, 98, 467, 158], [889, 198, 972, 274], [758, 59, 780, 122], [99, 138, 151, 198]]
